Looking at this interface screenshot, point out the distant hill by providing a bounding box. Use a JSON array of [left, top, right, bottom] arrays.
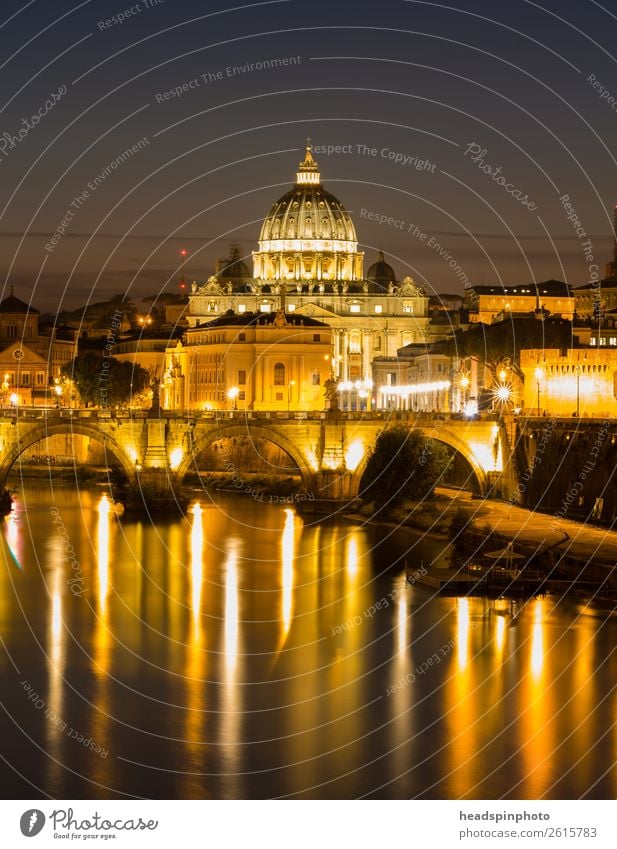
[[58, 294, 136, 329]]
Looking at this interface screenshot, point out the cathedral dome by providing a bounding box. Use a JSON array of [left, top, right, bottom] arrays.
[[257, 144, 358, 248], [367, 250, 396, 287]]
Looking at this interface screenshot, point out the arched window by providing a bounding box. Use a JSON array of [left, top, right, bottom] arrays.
[[274, 363, 285, 385]]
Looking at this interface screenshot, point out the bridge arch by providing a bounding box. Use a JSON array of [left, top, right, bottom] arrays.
[[0, 422, 136, 485], [176, 422, 313, 487], [352, 424, 490, 497]]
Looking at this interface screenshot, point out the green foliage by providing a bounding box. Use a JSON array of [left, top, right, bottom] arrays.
[[444, 317, 573, 378], [359, 425, 451, 510], [62, 351, 149, 407], [448, 507, 472, 541]]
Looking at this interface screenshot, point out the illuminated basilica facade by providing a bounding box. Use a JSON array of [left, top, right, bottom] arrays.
[[187, 143, 430, 386]]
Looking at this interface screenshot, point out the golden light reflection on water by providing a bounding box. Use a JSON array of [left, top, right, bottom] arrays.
[[346, 532, 359, 579], [519, 597, 553, 796], [190, 503, 204, 641], [6, 485, 617, 800], [444, 597, 476, 798], [224, 541, 240, 673], [220, 539, 242, 795], [185, 503, 207, 766], [397, 588, 408, 656], [47, 541, 65, 759], [90, 494, 114, 787], [97, 494, 111, 615], [457, 597, 470, 670], [530, 599, 544, 681], [281, 508, 295, 639], [495, 612, 506, 656]]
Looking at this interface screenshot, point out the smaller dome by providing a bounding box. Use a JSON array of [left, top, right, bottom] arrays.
[[216, 245, 250, 279], [367, 250, 396, 286]]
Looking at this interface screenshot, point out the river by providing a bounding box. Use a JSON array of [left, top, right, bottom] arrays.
[[0, 483, 615, 799]]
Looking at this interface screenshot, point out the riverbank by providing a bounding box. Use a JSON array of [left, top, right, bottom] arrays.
[[342, 488, 617, 591]]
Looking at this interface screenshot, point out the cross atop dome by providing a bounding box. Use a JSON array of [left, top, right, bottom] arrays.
[[296, 138, 320, 185]]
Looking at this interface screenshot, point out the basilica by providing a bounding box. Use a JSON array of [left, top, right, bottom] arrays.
[[182, 143, 431, 400]]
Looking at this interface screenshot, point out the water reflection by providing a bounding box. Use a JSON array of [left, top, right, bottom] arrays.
[[1, 486, 616, 800], [281, 508, 294, 639], [529, 598, 544, 681], [190, 503, 204, 639], [457, 597, 470, 669], [96, 494, 111, 615]]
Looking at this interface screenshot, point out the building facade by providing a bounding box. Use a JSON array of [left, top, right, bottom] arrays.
[[0, 290, 77, 405], [163, 310, 332, 412], [521, 347, 617, 417], [465, 281, 574, 323]]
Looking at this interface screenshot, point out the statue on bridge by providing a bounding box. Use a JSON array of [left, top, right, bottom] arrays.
[[324, 378, 339, 412], [148, 377, 161, 418]]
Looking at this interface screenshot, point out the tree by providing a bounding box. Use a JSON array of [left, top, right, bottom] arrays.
[[359, 426, 451, 510], [444, 316, 573, 380], [62, 352, 149, 407]]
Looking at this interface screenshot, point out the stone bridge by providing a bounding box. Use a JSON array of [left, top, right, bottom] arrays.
[[0, 408, 519, 501]]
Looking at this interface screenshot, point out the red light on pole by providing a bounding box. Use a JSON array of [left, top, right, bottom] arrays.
[[179, 249, 188, 296]]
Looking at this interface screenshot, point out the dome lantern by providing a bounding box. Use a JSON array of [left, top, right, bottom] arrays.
[[296, 138, 321, 185]]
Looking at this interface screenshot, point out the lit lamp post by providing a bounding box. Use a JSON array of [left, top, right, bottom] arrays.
[[54, 382, 63, 409], [534, 367, 543, 416], [227, 386, 239, 411], [459, 374, 470, 413]]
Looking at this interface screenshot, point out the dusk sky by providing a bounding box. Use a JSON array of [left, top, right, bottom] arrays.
[[1, 0, 616, 311]]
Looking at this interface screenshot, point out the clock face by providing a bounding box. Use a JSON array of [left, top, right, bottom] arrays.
[[13, 348, 23, 360]]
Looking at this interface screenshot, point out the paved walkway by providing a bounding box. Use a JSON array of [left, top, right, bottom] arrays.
[[436, 487, 617, 567]]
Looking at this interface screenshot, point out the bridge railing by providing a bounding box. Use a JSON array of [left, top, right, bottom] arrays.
[[0, 406, 503, 424]]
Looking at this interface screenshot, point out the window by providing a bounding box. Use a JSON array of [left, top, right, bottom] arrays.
[[590, 338, 597, 346], [375, 336, 382, 351], [349, 304, 361, 313], [274, 362, 285, 385], [374, 304, 383, 314], [260, 303, 271, 313], [600, 337, 607, 346], [238, 369, 246, 385], [239, 391, 246, 401], [288, 303, 296, 312], [349, 334, 361, 353], [403, 302, 413, 314], [238, 303, 246, 314], [36, 372, 44, 385], [21, 373, 30, 385], [313, 333, 320, 342], [238, 333, 246, 341], [7, 323, 16, 339], [312, 372, 321, 385], [276, 392, 283, 401]]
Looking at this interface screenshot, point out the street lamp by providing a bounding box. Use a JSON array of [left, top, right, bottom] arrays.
[[459, 374, 470, 412], [287, 379, 295, 413], [227, 386, 239, 410], [534, 367, 543, 416]]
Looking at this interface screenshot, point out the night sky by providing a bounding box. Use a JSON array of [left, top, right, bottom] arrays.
[[1, 0, 616, 311]]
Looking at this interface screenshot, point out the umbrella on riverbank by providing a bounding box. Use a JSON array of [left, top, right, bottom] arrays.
[[483, 543, 527, 569]]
